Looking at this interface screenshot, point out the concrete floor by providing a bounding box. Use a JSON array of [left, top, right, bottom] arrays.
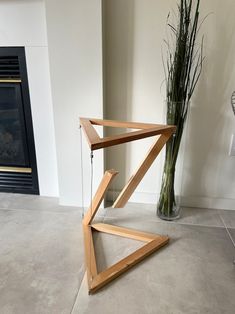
[[0, 193, 234, 314]]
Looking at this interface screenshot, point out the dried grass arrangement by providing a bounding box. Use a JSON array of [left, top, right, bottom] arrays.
[[157, 0, 204, 220]]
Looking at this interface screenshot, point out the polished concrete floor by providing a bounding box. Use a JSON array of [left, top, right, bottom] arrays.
[[0, 193, 234, 314]]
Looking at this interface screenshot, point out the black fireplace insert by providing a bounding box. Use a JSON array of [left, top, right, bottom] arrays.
[[0, 47, 39, 194]]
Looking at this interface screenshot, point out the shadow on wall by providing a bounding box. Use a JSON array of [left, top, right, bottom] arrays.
[[104, 0, 135, 193], [182, 3, 235, 201]]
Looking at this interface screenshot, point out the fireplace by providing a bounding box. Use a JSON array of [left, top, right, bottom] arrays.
[[0, 47, 39, 194]]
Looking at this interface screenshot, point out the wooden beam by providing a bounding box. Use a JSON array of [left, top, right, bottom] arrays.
[[91, 127, 174, 150], [83, 224, 98, 287], [80, 118, 100, 150], [90, 117, 171, 130], [83, 169, 118, 226], [113, 132, 173, 208], [91, 223, 158, 242]]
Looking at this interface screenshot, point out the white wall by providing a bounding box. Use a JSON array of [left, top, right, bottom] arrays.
[[45, 0, 104, 206], [0, 0, 59, 197], [182, 0, 235, 210], [103, 0, 235, 210]]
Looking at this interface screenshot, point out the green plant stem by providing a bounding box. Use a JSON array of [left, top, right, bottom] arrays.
[[158, 109, 185, 216]]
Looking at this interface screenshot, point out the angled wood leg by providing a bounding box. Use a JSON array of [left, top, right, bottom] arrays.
[[83, 169, 118, 226], [83, 224, 97, 289], [113, 132, 173, 208]]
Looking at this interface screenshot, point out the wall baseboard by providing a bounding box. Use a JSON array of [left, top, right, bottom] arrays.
[[107, 190, 235, 211]]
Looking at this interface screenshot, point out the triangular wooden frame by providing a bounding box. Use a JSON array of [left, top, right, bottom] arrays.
[[83, 223, 169, 294], [80, 117, 175, 150], [80, 118, 176, 294]]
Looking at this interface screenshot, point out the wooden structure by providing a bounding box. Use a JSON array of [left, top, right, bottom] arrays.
[[80, 117, 176, 294]]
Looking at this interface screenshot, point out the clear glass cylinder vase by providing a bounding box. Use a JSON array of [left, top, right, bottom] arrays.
[[157, 166, 181, 221], [157, 100, 187, 221]]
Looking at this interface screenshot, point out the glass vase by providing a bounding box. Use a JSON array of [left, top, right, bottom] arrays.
[[157, 165, 181, 221], [157, 100, 186, 221]]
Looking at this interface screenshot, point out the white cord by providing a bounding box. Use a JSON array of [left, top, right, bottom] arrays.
[[90, 151, 94, 212], [79, 126, 85, 219], [90, 150, 94, 280]]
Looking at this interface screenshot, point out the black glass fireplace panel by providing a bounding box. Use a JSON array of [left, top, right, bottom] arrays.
[[0, 84, 29, 166]]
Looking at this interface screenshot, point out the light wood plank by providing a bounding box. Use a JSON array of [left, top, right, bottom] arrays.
[[91, 223, 158, 242], [90, 117, 169, 129], [79, 117, 100, 149], [83, 170, 118, 226], [83, 224, 98, 287], [89, 236, 169, 294], [91, 127, 175, 150], [113, 132, 173, 208]]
